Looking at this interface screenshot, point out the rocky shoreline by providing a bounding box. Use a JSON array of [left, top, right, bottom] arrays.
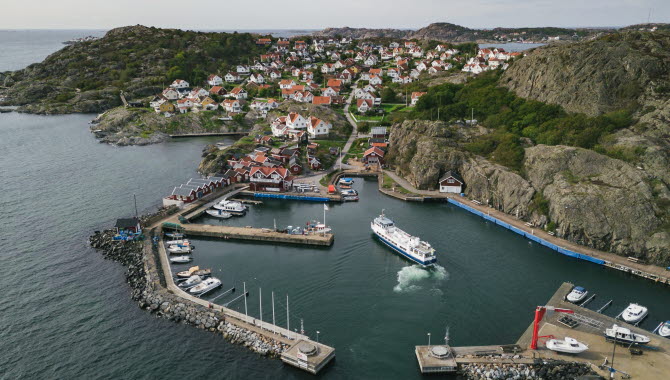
[[88, 210, 289, 358], [460, 360, 601, 380]]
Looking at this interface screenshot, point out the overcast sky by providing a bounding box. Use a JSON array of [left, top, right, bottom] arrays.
[[3, 0, 669, 30]]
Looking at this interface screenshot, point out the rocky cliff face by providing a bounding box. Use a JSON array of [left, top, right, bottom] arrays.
[[387, 120, 670, 265], [91, 107, 249, 146], [502, 31, 670, 116]]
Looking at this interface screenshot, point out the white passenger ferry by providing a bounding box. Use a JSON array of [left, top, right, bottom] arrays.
[[371, 211, 437, 266]]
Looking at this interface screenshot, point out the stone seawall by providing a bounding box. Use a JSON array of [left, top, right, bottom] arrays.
[[89, 218, 289, 357], [459, 360, 600, 380]]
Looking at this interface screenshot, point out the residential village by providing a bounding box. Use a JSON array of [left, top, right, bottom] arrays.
[[154, 36, 519, 206]]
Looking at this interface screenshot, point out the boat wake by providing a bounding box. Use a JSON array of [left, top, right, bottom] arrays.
[[393, 264, 448, 293]]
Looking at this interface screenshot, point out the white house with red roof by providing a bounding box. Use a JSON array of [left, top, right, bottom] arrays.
[[411, 92, 427, 106], [162, 88, 179, 100], [170, 79, 189, 89], [307, 116, 332, 138], [357, 99, 374, 113], [229, 87, 247, 100], [207, 75, 223, 86]]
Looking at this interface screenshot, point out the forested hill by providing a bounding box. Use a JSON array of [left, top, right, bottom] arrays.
[[0, 25, 268, 114]]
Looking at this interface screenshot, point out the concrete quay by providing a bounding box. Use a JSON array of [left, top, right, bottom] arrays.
[[281, 339, 336, 375], [176, 222, 334, 246], [516, 282, 670, 380], [416, 282, 670, 378]]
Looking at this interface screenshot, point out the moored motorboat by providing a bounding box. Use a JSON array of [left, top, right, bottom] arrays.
[[545, 337, 589, 354], [213, 199, 247, 215], [176, 266, 212, 279], [165, 232, 184, 238], [657, 321, 670, 337], [605, 324, 650, 344], [178, 275, 203, 289], [206, 209, 233, 219], [189, 277, 222, 295], [304, 220, 332, 234], [371, 210, 437, 266], [167, 244, 192, 254], [566, 286, 588, 303], [339, 177, 354, 186], [165, 239, 189, 245], [621, 303, 648, 324], [169, 255, 192, 264]]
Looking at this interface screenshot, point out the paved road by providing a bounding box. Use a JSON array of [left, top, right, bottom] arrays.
[[336, 80, 361, 168], [383, 170, 443, 196]]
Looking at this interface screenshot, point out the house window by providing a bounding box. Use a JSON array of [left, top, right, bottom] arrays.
[[447, 179, 454, 183]]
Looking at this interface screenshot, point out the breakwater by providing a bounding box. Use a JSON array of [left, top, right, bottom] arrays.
[[88, 216, 290, 358], [459, 361, 598, 380]]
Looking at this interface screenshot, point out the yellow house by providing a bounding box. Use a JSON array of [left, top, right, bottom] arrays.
[[158, 102, 175, 113], [200, 97, 217, 110]]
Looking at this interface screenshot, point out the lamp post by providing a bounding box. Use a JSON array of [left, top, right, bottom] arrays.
[[316, 331, 320, 343], [427, 333, 431, 346]]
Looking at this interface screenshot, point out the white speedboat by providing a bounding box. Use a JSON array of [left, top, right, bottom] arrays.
[[189, 277, 222, 295], [566, 286, 588, 303], [165, 239, 189, 245], [176, 266, 211, 279], [170, 255, 192, 264], [167, 244, 192, 254], [178, 275, 203, 289], [621, 303, 648, 324], [206, 209, 232, 219], [165, 232, 184, 238], [605, 324, 650, 344], [341, 189, 359, 201], [371, 211, 437, 266], [545, 337, 589, 354], [339, 177, 354, 186], [657, 321, 670, 338], [213, 199, 247, 215]]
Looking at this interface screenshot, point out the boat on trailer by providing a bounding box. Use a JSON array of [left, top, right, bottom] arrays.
[[206, 209, 232, 219], [620, 303, 648, 324], [566, 286, 588, 303], [545, 337, 589, 354], [605, 324, 650, 345]]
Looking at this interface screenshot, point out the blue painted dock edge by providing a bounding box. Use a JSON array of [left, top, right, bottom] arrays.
[[447, 198, 605, 266], [253, 193, 331, 202]]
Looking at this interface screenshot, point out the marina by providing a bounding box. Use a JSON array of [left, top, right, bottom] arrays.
[[416, 282, 670, 378]]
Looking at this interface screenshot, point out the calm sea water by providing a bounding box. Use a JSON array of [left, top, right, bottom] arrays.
[[1, 30, 669, 380]]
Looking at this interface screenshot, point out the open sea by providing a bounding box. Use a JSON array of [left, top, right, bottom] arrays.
[[0, 30, 668, 380]]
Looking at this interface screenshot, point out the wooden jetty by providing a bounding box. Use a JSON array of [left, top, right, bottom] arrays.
[[178, 223, 334, 246]]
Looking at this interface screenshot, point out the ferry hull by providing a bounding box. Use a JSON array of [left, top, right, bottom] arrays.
[[373, 231, 436, 266]]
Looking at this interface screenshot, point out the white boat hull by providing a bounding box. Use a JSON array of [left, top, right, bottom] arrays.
[[206, 209, 232, 219], [371, 214, 437, 266], [605, 325, 650, 345], [189, 278, 222, 295], [621, 303, 648, 323], [170, 255, 192, 264], [658, 323, 670, 337], [546, 338, 589, 354]]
